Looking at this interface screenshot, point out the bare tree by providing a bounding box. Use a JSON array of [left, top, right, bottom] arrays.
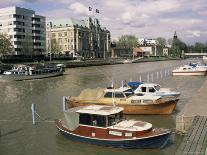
[[0, 33, 14, 57]]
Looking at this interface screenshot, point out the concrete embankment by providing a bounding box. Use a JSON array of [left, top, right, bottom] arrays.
[[53, 57, 180, 68], [176, 78, 207, 133]]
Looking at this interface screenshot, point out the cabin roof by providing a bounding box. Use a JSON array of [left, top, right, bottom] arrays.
[[139, 83, 159, 87], [76, 105, 123, 116], [104, 87, 131, 93]]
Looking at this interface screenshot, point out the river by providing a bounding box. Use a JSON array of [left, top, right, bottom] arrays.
[[0, 59, 206, 155]]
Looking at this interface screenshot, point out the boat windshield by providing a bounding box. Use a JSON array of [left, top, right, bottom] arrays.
[[108, 112, 123, 126], [123, 89, 134, 97], [154, 85, 160, 91]]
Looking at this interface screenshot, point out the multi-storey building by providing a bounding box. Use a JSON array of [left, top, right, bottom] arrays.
[[0, 6, 46, 55], [46, 17, 110, 59]]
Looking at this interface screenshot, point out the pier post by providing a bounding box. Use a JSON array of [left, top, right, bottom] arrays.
[[139, 75, 142, 82], [157, 72, 159, 80], [147, 73, 149, 82], [151, 73, 153, 82], [165, 70, 167, 77], [160, 71, 162, 79], [121, 80, 124, 87], [63, 96, 67, 112], [31, 103, 36, 125]]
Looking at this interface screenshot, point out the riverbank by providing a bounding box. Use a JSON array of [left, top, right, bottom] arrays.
[[176, 78, 207, 154], [0, 56, 181, 69], [36, 56, 181, 68]]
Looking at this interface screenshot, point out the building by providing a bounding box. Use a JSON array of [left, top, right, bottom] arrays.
[[138, 38, 157, 46], [46, 17, 110, 59], [0, 6, 46, 55]]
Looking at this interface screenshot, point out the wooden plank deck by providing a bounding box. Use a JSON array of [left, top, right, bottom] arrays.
[[176, 116, 207, 155]]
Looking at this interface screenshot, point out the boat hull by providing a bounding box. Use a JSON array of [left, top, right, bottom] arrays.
[[68, 99, 178, 114], [172, 71, 206, 76], [56, 120, 171, 149], [0, 72, 63, 81]]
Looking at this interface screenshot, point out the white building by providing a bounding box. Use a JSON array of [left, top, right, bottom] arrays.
[[138, 38, 157, 46], [0, 6, 46, 55]]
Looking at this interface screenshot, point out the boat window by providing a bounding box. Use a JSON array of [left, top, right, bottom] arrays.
[[154, 85, 160, 91], [104, 92, 112, 98], [131, 100, 141, 103], [79, 113, 91, 125], [143, 100, 153, 103], [108, 112, 123, 126], [141, 87, 146, 92], [123, 89, 134, 97], [115, 92, 125, 98], [79, 114, 106, 127], [149, 87, 156, 93]]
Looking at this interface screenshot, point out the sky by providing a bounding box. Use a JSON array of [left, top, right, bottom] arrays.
[[1, 0, 207, 45]]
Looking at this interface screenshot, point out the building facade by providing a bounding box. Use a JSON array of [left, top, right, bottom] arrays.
[[46, 17, 110, 59], [0, 6, 46, 55]]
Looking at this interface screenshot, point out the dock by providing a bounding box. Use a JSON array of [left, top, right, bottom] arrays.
[[176, 116, 207, 155], [176, 79, 207, 154]]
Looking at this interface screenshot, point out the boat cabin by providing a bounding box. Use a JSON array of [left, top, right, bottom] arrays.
[[134, 83, 160, 94], [63, 105, 153, 136], [64, 105, 124, 131], [103, 87, 134, 98]]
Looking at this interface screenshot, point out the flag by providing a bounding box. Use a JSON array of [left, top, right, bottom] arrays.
[[96, 9, 99, 13], [89, 6, 92, 11]]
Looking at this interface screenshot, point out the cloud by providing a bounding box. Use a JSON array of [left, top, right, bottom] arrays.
[[69, 2, 91, 16], [186, 30, 201, 37]]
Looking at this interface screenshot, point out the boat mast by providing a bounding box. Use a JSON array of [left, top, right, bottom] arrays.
[[111, 79, 115, 106]]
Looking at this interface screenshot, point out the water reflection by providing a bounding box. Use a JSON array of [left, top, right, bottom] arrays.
[[0, 59, 206, 155]]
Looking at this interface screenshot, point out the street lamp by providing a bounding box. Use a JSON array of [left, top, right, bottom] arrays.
[[49, 22, 52, 62]]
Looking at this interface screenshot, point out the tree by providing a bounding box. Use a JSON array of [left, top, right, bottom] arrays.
[[167, 38, 173, 45], [0, 33, 14, 57], [156, 37, 166, 47], [47, 39, 61, 54], [171, 38, 187, 57], [194, 42, 205, 53], [116, 35, 138, 49]]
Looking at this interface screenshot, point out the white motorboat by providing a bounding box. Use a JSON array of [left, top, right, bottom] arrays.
[[128, 82, 180, 98], [172, 65, 207, 76]]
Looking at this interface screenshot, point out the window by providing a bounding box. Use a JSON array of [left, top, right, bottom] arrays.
[[124, 89, 134, 97], [79, 113, 91, 125], [154, 85, 160, 91], [64, 32, 67, 36], [115, 92, 125, 98], [104, 92, 112, 98], [79, 114, 106, 127], [149, 87, 156, 93], [52, 33, 56, 38], [58, 33, 62, 37], [141, 87, 146, 92]]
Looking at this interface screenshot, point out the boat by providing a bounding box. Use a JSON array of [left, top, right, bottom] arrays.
[[203, 56, 207, 64], [67, 87, 179, 114], [56, 105, 171, 149], [128, 82, 180, 98], [123, 59, 133, 64], [0, 64, 64, 81], [172, 65, 207, 76]]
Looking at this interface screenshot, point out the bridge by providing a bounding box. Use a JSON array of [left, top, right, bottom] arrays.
[[184, 53, 207, 57]]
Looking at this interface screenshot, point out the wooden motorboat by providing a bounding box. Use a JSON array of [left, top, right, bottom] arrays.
[[172, 65, 207, 76], [67, 87, 178, 114], [56, 105, 171, 149]]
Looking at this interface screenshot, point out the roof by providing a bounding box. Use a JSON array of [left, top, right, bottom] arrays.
[[104, 87, 131, 93], [128, 82, 144, 87], [133, 47, 144, 53], [76, 105, 123, 116]]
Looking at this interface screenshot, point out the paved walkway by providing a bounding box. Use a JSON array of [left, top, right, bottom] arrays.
[[176, 78, 207, 154]]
